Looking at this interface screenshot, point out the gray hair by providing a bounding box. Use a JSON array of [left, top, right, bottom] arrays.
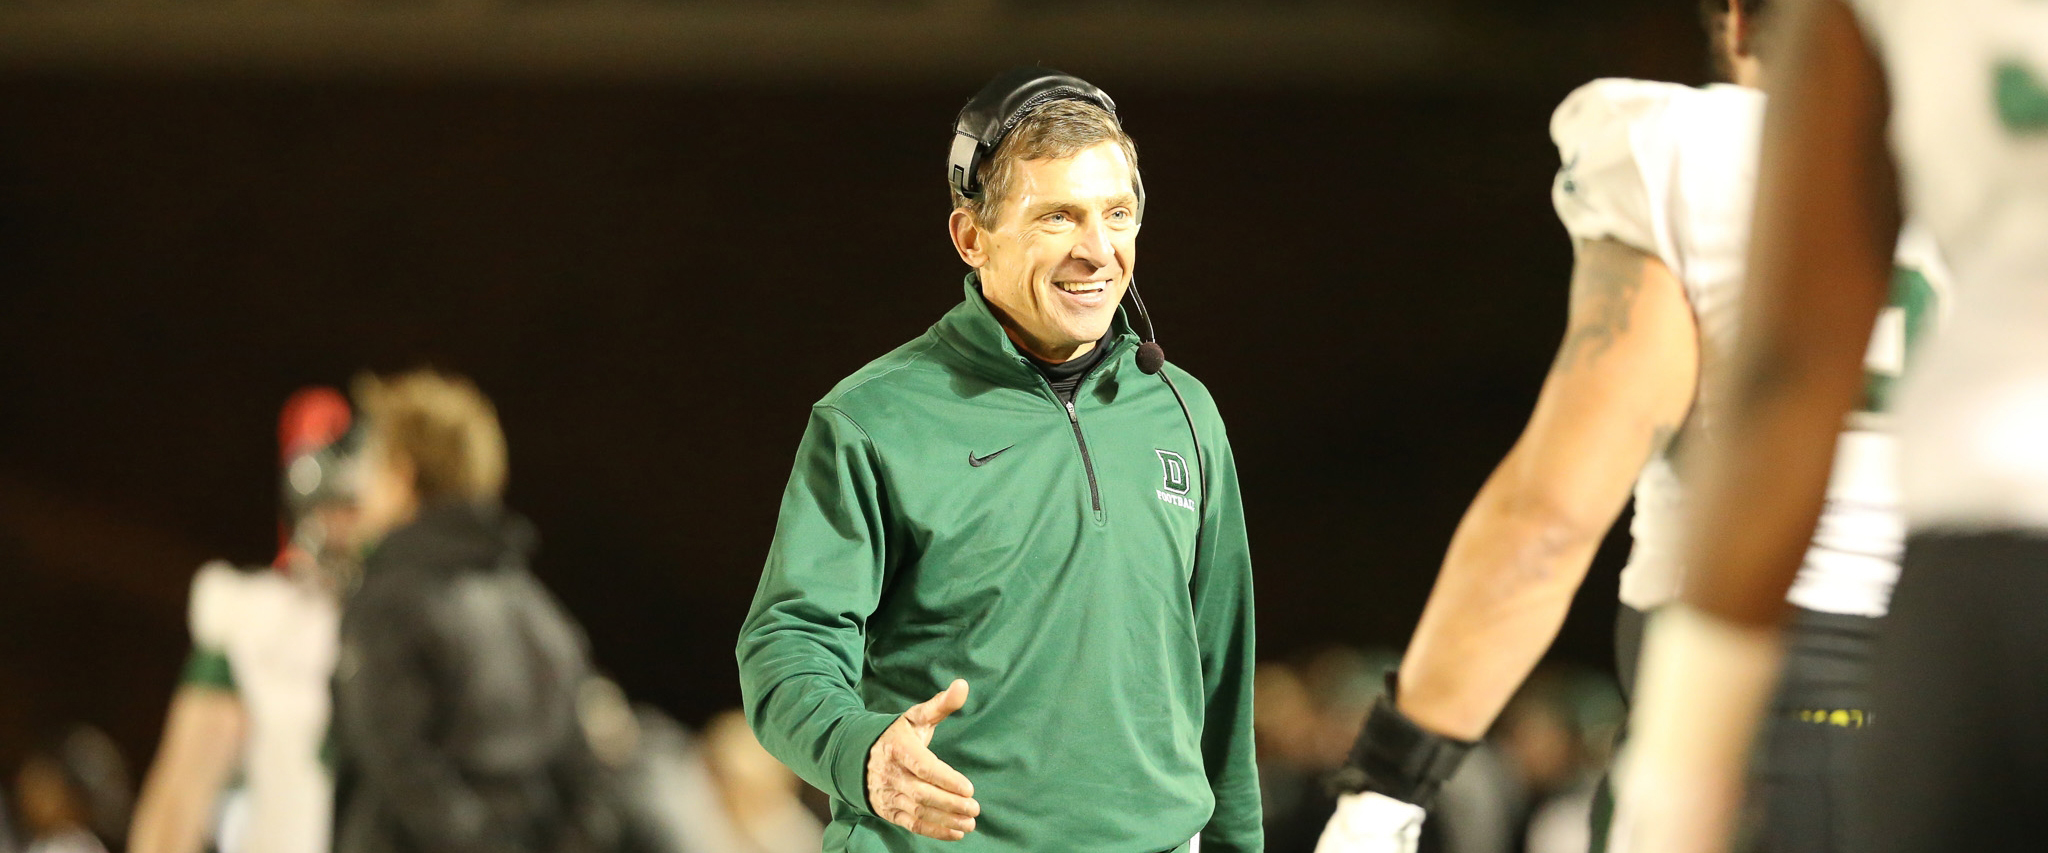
[[950, 98, 1141, 227]]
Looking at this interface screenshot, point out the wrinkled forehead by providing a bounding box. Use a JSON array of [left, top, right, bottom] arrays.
[[1002, 142, 1140, 213]]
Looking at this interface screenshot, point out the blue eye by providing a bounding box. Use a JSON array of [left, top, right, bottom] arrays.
[[1045, 212, 1070, 223], [1110, 209, 1131, 221]]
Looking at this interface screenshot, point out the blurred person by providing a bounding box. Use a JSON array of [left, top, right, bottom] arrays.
[[697, 712, 826, 853], [1258, 655, 1354, 853], [736, 66, 1259, 852], [573, 681, 823, 853], [1313, 2, 1948, 852], [1500, 668, 1623, 853], [1267, 650, 1512, 853], [1492, 668, 1619, 818], [15, 727, 132, 853], [1296, 648, 1393, 774], [1612, 0, 2048, 851], [331, 369, 596, 853], [129, 387, 360, 853], [1290, 649, 1517, 853], [1321, 649, 1518, 853], [1257, 661, 1323, 852], [2, 786, 16, 853]]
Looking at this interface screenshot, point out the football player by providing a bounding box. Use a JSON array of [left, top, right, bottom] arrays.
[[1316, 2, 1945, 851], [1615, 0, 2048, 850], [129, 388, 360, 853]]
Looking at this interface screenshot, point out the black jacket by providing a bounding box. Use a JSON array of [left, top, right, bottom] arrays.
[[334, 502, 594, 853]]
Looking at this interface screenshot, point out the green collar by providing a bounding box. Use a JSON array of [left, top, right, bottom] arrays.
[[934, 273, 1139, 389]]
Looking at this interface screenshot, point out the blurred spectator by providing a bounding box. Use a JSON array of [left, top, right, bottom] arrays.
[[1255, 660, 1319, 847], [694, 711, 822, 853], [1, 786, 16, 853], [573, 681, 824, 853], [1505, 666, 1621, 853], [1393, 662, 1624, 853], [1320, 650, 1518, 853], [1261, 649, 1620, 853], [130, 387, 361, 853], [332, 369, 597, 853], [1429, 736, 1514, 853], [1297, 647, 1395, 771], [14, 727, 131, 853], [1259, 648, 1435, 853]]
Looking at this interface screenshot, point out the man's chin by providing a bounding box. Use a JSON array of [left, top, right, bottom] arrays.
[[1059, 318, 1117, 352]]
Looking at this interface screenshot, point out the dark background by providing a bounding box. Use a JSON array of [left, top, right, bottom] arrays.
[[0, 0, 1709, 773]]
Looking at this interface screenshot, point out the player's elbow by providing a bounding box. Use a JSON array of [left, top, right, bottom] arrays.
[[1520, 511, 1606, 584], [1478, 491, 1612, 590]]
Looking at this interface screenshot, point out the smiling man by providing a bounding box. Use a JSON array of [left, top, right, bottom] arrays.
[[736, 68, 1260, 853]]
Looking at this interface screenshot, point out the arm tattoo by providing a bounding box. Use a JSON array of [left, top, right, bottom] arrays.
[[1552, 241, 1647, 372]]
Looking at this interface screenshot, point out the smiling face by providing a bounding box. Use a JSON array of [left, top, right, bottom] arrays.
[[951, 140, 1141, 363]]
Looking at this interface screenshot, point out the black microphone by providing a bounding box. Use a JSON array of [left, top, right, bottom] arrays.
[[1125, 280, 1167, 375], [1137, 341, 1166, 375]]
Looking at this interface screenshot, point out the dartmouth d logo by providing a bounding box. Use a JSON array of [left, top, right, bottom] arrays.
[[1155, 449, 1195, 511]]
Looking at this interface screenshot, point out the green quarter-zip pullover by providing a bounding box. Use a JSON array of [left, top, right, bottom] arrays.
[[738, 277, 1260, 853]]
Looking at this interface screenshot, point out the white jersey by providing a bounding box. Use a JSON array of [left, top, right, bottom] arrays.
[[1849, 0, 2048, 532], [1550, 78, 1949, 617], [188, 562, 339, 853]]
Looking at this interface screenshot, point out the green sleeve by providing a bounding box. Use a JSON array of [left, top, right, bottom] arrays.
[[179, 646, 238, 693], [736, 405, 900, 816], [1191, 425, 1263, 852]]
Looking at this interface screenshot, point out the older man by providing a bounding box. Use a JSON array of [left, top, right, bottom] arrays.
[[736, 68, 1260, 853]]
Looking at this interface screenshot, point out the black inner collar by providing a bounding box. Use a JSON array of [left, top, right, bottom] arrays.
[[1026, 337, 1110, 405]]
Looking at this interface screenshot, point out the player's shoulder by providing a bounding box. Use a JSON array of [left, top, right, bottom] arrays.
[[1552, 78, 1684, 142], [188, 559, 268, 646], [1549, 79, 1689, 256], [1554, 78, 1690, 114], [1550, 78, 1756, 148], [1550, 78, 1763, 254]]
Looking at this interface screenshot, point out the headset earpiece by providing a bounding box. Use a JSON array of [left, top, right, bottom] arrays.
[[949, 67, 1122, 202]]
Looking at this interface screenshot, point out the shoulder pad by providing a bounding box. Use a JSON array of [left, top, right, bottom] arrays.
[[188, 560, 249, 648], [1550, 78, 1689, 259]]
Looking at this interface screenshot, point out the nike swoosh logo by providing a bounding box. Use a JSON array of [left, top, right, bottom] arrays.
[[968, 445, 1015, 467]]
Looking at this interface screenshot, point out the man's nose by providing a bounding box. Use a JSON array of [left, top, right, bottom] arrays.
[[1070, 218, 1117, 269]]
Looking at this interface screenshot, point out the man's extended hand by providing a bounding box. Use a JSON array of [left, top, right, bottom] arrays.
[[868, 679, 979, 841], [1313, 791, 1426, 853]]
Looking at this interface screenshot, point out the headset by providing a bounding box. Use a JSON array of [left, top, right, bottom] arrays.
[[949, 66, 1208, 521]]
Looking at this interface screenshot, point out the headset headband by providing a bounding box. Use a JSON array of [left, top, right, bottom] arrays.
[[947, 66, 1142, 211]]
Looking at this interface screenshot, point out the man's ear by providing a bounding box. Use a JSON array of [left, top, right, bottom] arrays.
[[949, 208, 988, 268], [1727, 0, 1757, 59]]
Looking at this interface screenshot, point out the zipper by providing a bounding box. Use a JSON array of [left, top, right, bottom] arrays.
[[1063, 399, 1103, 513], [1022, 337, 1122, 518]]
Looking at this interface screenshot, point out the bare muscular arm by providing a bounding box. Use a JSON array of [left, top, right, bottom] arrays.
[[1396, 238, 1698, 740]]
